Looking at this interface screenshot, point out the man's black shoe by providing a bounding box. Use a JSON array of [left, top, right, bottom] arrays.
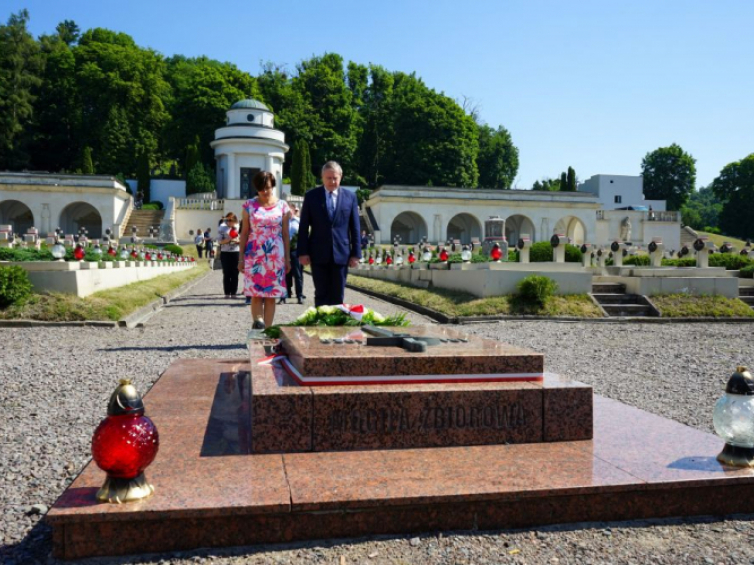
[[297, 297, 303, 304], [278, 298, 286, 305]]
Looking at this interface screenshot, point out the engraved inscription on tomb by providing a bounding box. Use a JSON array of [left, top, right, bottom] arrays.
[[327, 402, 528, 435]]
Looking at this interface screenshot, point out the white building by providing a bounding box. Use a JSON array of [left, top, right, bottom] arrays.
[[578, 174, 665, 211], [210, 99, 289, 201], [0, 173, 131, 238], [361, 185, 681, 249]]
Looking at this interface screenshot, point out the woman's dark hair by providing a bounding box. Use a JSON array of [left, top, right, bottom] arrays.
[[252, 171, 276, 192]]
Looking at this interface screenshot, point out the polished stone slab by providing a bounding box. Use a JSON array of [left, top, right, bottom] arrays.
[[279, 326, 544, 379], [47, 358, 754, 560], [247, 344, 591, 452]]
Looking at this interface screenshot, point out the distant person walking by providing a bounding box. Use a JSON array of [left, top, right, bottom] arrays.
[[238, 171, 291, 329], [194, 228, 205, 258], [204, 228, 214, 259], [280, 204, 304, 304], [217, 213, 241, 298]]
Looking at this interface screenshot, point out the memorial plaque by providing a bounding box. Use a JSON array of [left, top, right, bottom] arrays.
[[278, 326, 543, 384]]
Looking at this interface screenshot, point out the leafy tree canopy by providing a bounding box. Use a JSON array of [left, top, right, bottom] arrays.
[[641, 143, 696, 211], [712, 153, 754, 239]]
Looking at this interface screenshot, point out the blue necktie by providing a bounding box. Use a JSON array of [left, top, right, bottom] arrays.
[[327, 191, 335, 220]]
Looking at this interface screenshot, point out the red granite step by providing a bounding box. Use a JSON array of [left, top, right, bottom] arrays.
[[47, 359, 754, 560]]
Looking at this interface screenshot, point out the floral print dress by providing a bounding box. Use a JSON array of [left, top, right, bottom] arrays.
[[242, 198, 290, 298]]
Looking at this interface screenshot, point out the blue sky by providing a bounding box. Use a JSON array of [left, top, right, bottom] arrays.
[[8, 0, 753, 189]]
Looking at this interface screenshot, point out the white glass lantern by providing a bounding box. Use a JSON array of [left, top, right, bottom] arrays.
[[396, 255, 404, 266], [118, 247, 129, 260], [92, 244, 103, 257], [461, 245, 472, 262], [421, 247, 432, 262], [714, 366, 754, 467], [375, 253, 382, 265], [51, 242, 66, 260]]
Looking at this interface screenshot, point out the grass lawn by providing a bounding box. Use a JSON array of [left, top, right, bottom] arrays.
[[347, 275, 604, 318], [697, 231, 749, 249], [651, 294, 754, 318], [0, 262, 209, 322]]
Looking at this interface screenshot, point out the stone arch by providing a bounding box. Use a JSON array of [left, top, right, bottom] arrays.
[[505, 214, 536, 244], [59, 202, 103, 239], [446, 213, 481, 244], [0, 200, 34, 235], [554, 216, 587, 245], [390, 212, 427, 245]]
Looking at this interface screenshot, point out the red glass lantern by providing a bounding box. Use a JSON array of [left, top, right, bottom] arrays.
[[368, 256, 375, 265], [157, 252, 163, 260], [91, 379, 159, 503], [130, 250, 138, 259], [386, 254, 393, 265], [491, 243, 502, 261], [73, 244, 85, 261], [190, 257, 195, 262], [107, 246, 117, 257], [439, 248, 449, 262], [145, 252, 152, 261], [229, 228, 238, 239], [408, 251, 416, 264]]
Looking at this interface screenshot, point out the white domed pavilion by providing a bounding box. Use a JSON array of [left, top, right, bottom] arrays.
[[210, 99, 289, 200]]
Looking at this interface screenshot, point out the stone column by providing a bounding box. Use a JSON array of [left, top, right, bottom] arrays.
[[227, 153, 237, 199]]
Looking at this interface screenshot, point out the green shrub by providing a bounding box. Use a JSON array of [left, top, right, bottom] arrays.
[[516, 275, 558, 306], [661, 258, 697, 267], [0, 266, 33, 308], [0, 247, 55, 262], [709, 253, 752, 270], [141, 202, 164, 210], [163, 244, 184, 255], [623, 255, 651, 266], [740, 264, 754, 279], [529, 241, 582, 262]]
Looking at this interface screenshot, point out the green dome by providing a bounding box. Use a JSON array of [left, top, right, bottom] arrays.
[[230, 99, 269, 111]]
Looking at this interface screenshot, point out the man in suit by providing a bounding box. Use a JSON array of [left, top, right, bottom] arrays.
[[298, 161, 361, 306]]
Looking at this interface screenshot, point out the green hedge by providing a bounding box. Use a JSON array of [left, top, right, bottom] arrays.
[[0, 247, 54, 261], [741, 264, 754, 279], [529, 241, 582, 262], [163, 244, 184, 255]]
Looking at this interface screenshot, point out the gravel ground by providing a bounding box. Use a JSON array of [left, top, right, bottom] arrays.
[[2, 269, 754, 564]]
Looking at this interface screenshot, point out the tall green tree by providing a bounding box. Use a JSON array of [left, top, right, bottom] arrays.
[[680, 185, 722, 231], [164, 55, 259, 168], [385, 72, 478, 187], [641, 143, 696, 210], [293, 53, 357, 176], [533, 178, 561, 191], [186, 162, 215, 194], [566, 166, 577, 191], [73, 28, 169, 173], [560, 172, 568, 192], [0, 10, 42, 169], [477, 125, 519, 189], [355, 65, 394, 188], [290, 139, 308, 196], [712, 153, 754, 239], [184, 135, 200, 179], [136, 150, 151, 202], [81, 146, 94, 174], [30, 28, 80, 172]]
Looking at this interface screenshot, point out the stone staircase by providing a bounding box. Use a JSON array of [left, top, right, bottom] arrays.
[[591, 282, 659, 317], [739, 284, 754, 310], [122, 210, 164, 241]]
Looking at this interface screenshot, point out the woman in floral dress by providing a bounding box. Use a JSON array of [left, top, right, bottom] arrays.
[[238, 171, 290, 329]]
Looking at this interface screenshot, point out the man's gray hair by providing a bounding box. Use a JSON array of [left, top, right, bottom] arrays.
[[321, 161, 343, 176]]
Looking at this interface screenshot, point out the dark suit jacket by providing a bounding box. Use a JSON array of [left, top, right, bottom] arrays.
[[298, 186, 361, 265]]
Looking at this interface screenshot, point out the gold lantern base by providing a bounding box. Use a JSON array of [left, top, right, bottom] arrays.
[[717, 443, 754, 468], [97, 472, 155, 504]]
